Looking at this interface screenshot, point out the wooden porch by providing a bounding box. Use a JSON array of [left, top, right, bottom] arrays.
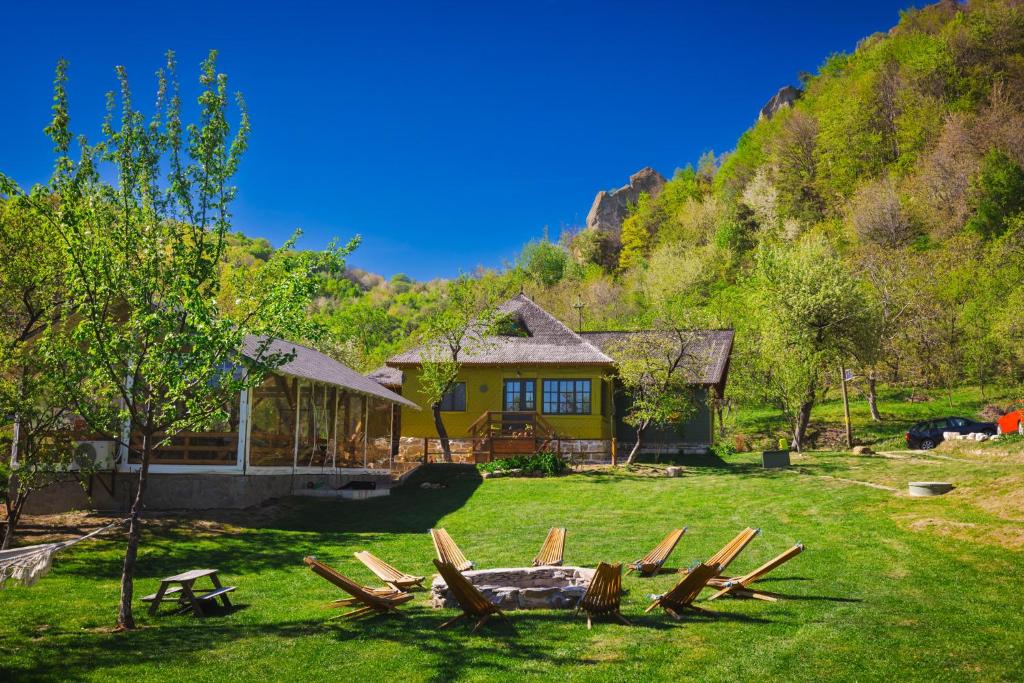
[[467, 411, 560, 463]]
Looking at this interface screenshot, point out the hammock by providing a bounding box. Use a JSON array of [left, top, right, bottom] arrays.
[[0, 520, 124, 589]]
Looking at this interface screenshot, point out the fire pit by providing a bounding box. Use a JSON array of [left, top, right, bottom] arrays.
[[429, 566, 594, 610]]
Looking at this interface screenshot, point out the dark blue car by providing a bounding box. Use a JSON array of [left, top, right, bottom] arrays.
[[906, 417, 997, 450]]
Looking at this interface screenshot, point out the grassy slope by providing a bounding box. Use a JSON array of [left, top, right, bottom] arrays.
[[2, 441, 1023, 682], [731, 384, 1020, 450]]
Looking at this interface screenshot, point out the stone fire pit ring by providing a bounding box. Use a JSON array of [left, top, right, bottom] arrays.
[[429, 566, 594, 610]]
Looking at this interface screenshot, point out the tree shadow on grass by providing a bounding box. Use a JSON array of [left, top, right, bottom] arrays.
[[52, 464, 484, 582]]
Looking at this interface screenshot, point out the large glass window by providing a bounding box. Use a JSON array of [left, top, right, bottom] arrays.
[[298, 382, 335, 468], [542, 379, 591, 415], [439, 382, 467, 412], [249, 375, 299, 467], [503, 380, 535, 411], [338, 393, 366, 467], [131, 396, 240, 465], [366, 397, 393, 470]]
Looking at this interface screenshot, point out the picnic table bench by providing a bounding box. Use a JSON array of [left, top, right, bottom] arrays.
[[141, 568, 236, 616]]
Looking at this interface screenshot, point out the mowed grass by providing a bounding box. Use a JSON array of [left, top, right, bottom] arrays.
[[2, 448, 1023, 682]]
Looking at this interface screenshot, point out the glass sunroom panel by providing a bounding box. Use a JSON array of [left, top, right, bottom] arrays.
[[298, 382, 334, 468], [366, 397, 393, 470], [338, 393, 366, 467], [131, 395, 241, 465], [249, 374, 298, 466]]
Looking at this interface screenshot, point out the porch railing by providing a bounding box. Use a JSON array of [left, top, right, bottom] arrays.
[[468, 411, 560, 463]]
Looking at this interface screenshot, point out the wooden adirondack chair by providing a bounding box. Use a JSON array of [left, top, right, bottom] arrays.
[[575, 562, 630, 629], [354, 551, 425, 590], [432, 559, 507, 632], [430, 528, 473, 572], [644, 562, 719, 620], [626, 527, 687, 576], [532, 527, 566, 566], [706, 543, 804, 602], [303, 556, 413, 620], [683, 527, 760, 577]]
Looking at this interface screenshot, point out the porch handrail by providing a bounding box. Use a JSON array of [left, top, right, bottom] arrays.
[[467, 411, 558, 440]]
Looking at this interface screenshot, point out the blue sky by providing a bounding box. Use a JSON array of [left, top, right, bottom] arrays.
[[0, 0, 911, 280]]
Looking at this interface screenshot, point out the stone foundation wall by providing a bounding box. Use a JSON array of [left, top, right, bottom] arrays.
[[394, 436, 710, 465], [396, 436, 475, 464]]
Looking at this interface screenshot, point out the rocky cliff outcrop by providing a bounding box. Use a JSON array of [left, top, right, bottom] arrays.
[[585, 167, 666, 239], [758, 85, 802, 121]]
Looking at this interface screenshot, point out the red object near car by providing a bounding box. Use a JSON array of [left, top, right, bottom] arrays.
[[997, 407, 1024, 435]]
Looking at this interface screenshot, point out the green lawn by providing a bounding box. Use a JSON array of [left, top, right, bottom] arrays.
[[2, 445, 1023, 682]]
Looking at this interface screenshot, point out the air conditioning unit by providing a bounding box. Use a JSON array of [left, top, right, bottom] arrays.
[[71, 440, 117, 471]]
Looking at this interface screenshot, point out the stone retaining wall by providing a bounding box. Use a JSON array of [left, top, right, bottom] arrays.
[[396, 436, 475, 464]]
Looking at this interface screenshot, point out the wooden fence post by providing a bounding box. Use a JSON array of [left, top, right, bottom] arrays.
[[611, 438, 617, 467]]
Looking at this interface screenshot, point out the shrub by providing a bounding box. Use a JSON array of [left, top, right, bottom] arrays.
[[477, 451, 567, 476], [709, 442, 738, 458]]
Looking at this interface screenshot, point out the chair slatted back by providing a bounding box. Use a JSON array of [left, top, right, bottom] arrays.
[[578, 562, 622, 616], [634, 527, 686, 572], [532, 527, 566, 566], [433, 559, 498, 618], [659, 562, 718, 610], [734, 543, 804, 587], [707, 527, 759, 573], [431, 528, 473, 572], [354, 551, 406, 583], [304, 556, 399, 610]]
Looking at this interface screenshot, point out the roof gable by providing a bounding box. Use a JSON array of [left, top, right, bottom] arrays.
[[388, 294, 613, 367]]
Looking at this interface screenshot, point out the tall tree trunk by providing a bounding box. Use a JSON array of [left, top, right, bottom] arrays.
[[1, 487, 27, 551], [714, 397, 728, 438], [625, 423, 646, 465], [839, 366, 853, 449], [791, 401, 813, 452], [431, 404, 452, 463], [117, 432, 151, 631], [866, 371, 882, 422]]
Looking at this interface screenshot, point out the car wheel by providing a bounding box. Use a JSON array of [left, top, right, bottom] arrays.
[[920, 438, 936, 450]]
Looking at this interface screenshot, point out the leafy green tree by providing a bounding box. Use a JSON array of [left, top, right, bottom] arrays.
[[321, 300, 401, 370], [612, 308, 702, 464], [390, 273, 413, 294], [742, 236, 869, 450], [966, 148, 1024, 239], [417, 276, 505, 462], [518, 238, 568, 287], [618, 193, 654, 271], [0, 194, 77, 549], [19, 53, 351, 630]]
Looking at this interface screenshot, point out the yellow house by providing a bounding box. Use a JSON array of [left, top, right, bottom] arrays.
[[375, 294, 733, 464]]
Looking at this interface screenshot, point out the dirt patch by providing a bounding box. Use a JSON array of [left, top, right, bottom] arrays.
[[897, 514, 1024, 550], [5, 502, 291, 546], [966, 475, 1024, 522], [908, 518, 978, 532]]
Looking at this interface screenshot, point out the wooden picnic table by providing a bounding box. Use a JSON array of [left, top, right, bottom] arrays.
[[141, 568, 236, 617]]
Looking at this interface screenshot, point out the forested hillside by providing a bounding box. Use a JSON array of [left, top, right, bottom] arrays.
[[231, 0, 1024, 446]]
